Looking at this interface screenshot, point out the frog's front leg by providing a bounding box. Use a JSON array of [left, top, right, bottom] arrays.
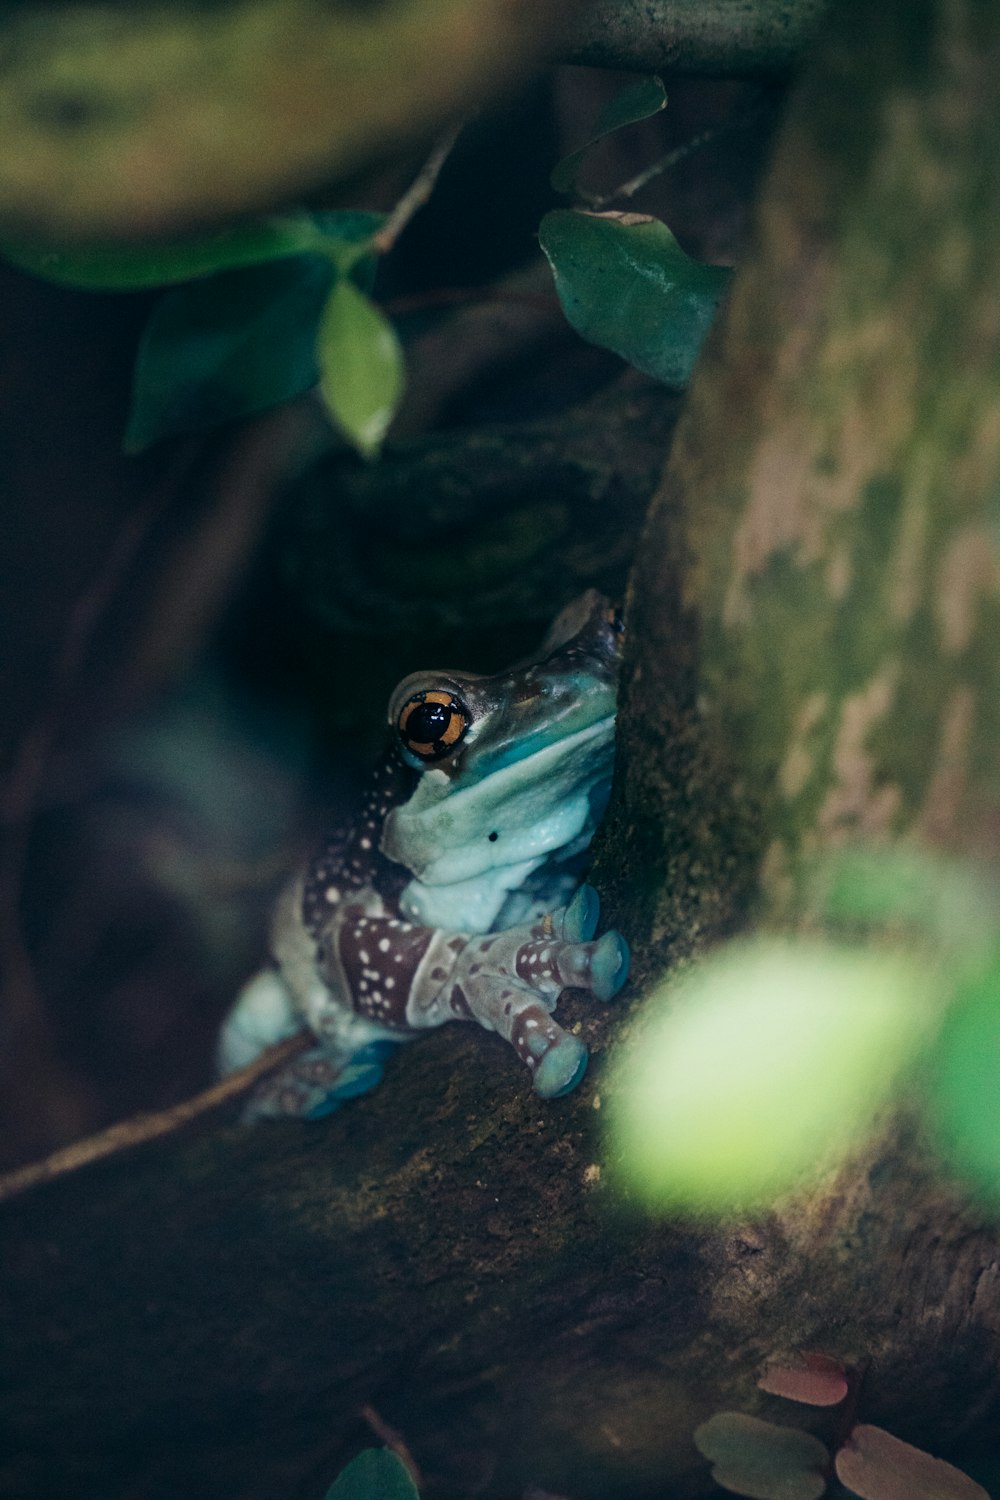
[[326, 884, 629, 1101]]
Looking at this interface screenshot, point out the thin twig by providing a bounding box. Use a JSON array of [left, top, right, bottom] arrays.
[[0, 1031, 311, 1206], [361, 1404, 424, 1490], [588, 95, 769, 210], [372, 121, 464, 255]]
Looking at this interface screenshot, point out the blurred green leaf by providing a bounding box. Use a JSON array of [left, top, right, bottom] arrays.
[[539, 209, 729, 387], [124, 255, 332, 452], [694, 1412, 828, 1500], [317, 279, 404, 459], [324, 1449, 420, 1500], [550, 75, 667, 194], [927, 956, 1000, 1205], [819, 848, 1000, 961], [607, 938, 939, 1214], [835, 1423, 989, 1500], [1, 214, 328, 290]]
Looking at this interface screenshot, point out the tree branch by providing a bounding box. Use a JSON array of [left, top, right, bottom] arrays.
[[562, 0, 829, 77]]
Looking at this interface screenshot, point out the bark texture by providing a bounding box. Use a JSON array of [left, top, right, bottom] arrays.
[[602, 0, 1000, 952], [565, 0, 828, 76], [2, 1, 1000, 1498]]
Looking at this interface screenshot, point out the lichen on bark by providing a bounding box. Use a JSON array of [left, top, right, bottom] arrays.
[[606, 0, 1000, 949]]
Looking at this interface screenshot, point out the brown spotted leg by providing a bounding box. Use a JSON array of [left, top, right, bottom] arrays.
[[316, 886, 628, 1099]]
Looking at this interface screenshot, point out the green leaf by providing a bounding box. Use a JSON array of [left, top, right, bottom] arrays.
[[550, 75, 667, 194], [539, 208, 729, 387], [123, 255, 333, 453], [607, 937, 939, 1215], [313, 211, 386, 289], [1, 214, 327, 290], [317, 280, 404, 459], [694, 1412, 828, 1500], [1, 209, 383, 291], [819, 848, 1000, 961], [324, 1449, 420, 1500], [927, 957, 1000, 1205]]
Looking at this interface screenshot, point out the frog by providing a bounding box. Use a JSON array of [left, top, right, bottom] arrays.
[[217, 589, 629, 1117]]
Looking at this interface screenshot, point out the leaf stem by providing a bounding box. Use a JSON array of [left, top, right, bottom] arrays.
[[587, 95, 768, 210], [372, 121, 464, 256]]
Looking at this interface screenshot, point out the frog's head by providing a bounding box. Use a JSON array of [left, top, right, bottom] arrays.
[[381, 591, 623, 931]]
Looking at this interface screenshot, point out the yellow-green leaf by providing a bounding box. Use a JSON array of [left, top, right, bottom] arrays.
[[607, 938, 939, 1214], [317, 281, 404, 459]]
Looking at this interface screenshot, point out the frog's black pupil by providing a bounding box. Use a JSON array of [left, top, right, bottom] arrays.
[[408, 701, 451, 742]]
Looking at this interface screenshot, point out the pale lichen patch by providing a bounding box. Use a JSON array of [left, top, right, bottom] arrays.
[[936, 524, 1000, 654], [915, 685, 975, 844], [887, 455, 932, 626], [818, 665, 902, 839], [725, 418, 818, 627], [759, 837, 795, 918], [779, 691, 829, 801], [825, 544, 852, 600]]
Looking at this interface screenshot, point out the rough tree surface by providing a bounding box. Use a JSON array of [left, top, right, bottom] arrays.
[[2, 1, 1000, 1497]]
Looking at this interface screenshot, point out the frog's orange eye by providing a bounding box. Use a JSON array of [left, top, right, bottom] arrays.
[[397, 690, 469, 763]]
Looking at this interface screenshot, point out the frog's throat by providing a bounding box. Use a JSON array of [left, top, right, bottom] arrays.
[[380, 714, 615, 893]]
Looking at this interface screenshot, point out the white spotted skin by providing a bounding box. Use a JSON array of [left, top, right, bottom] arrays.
[[219, 591, 630, 1117]]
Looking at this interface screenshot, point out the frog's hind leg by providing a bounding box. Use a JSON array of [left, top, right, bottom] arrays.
[[218, 970, 394, 1120], [217, 969, 302, 1075], [245, 1040, 395, 1120], [452, 894, 630, 1099]]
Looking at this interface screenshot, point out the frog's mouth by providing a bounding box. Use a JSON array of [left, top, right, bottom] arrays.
[[381, 713, 617, 891]]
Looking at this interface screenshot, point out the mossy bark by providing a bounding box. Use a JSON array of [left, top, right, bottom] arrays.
[[3, 1, 1000, 1498], [602, 0, 1000, 954]]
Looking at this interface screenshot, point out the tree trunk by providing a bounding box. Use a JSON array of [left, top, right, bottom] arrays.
[[3, 1, 1000, 1497]]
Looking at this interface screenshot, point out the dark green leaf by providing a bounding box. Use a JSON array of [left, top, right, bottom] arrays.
[[927, 957, 1000, 1205], [551, 75, 667, 194], [694, 1412, 828, 1500], [1, 209, 384, 291], [317, 280, 404, 459], [539, 209, 729, 387], [124, 255, 332, 453], [1, 215, 326, 290], [324, 1449, 420, 1500]]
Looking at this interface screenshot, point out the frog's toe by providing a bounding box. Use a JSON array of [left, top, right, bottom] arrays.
[[246, 1050, 386, 1120], [562, 883, 600, 943], [302, 1062, 384, 1118], [532, 1032, 589, 1099], [589, 930, 630, 1002]]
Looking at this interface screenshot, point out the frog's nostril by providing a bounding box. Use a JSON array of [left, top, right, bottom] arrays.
[[488, 831, 499, 842]]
